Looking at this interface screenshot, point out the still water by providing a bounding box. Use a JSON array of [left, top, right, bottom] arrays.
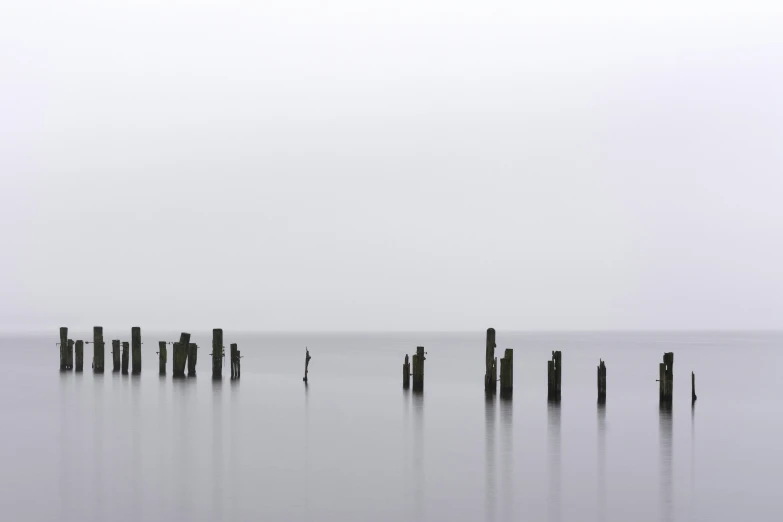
[[2, 331, 782, 522]]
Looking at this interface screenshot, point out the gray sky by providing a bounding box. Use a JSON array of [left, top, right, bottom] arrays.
[[2, 1, 782, 331]]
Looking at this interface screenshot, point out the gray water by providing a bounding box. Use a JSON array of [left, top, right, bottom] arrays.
[[2, 331, 782, 522]]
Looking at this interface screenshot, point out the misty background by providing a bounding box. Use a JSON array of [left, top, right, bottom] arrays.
[[2, 1, 782, 332]]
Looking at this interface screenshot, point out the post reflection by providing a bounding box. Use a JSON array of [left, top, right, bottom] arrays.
[[212, 380, 224, 519], [485, 393, 496, 522], [659, 401, 673, 522], [547, 400, 561, 522], [597, 402, 606, 522], [499, 397, 513, 522], [412, 390, 425, 520]]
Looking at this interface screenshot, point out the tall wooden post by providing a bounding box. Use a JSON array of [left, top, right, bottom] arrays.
[[112, 340, 121, 372], [173, 333, 190, 378], [303, 348, 311, 383], [499, 348, 513, 398], [75, 340, 84, 372], [121, 342, 129, 374], [403, 354, 410, 389], [548, 351, 561, 401], [187, 343, 197, 377], [659, 352, 673, 403], [93, 327, 104, 373], [158, 341, 167, 375], [59, 327, 68, 370], [212, 329, 223, 379], [691, 371, 697, 402], [485, 328, 497, 394], [131, 327, 141, 374], [412, 346, 425, 392], [597, 359, 606, 403], [66, 339, 74, 370]]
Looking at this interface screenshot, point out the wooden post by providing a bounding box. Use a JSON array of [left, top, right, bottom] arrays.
[[121, 342, 129, 374], [548, 351, 562, 401], [403, 354, 410, 389], [112, 340, 121, 372], [66, 339, 74, 370], [303, 348, 311, 383], [131, 327, 141, 374], [692, 371, 697, 402], [229, 343, 237, 379], [158, 341, 167, 375], [660, 352, 674, 403], [597, 359, 606, 403], [412, 346, 425, 392], [212, 329, 223, 380], [75, 340, 84, 372], [485, 328, 497, 394], [187, 343, 197, 377], [93, 327, 104, 373], [236, 349, 241, 378], [499, 348, 513, 398], [59, 327, 68, 370], [173, 333, 190, 378]]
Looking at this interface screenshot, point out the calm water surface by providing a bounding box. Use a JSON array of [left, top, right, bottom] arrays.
[[2, 331, 782, 522]]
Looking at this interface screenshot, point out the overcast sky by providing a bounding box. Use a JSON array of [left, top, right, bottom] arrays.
[[2, 1, 782, 331]]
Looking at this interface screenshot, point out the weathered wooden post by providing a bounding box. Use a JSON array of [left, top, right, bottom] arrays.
[[659, 352, 673, 403], [412, 346, 425, 392], [548, 351, 562, 401], [403, 354, 410, 389], [75, 340, 84, 372], [499, 348, 513, 398], [187, 343, 197, 377], [236, 348, 241, 378], [597, 359, 606, 403], [691, 371, 697, 402], [112, 340, 121, 372], [66, 339, 74, 370], [485, 328, 497, 394], [59, 327, 68, 370], [93, 327, 105, 373], [212, 329, 223, 379], [173, 333, 190, 378], [158, 341, 167, 375], [229, 344, 236, 378], [303, 348, 311, 383], [131, 327, 141, 374], [121, 342, 129, 374]]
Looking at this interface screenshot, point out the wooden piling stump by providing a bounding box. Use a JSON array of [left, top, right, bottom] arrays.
[[131, 327, 141, 374], [236, 349, 241, 378], [303, 348, 311, 383], [212, 329, 223, 380], [547, 351, 562, 401], [93, 327, 105, 373], [485, 328, 497, 394], [75, 340, 84, 372], [59, 327, 68, 371], [66, 339, 74, 370], [597, 359, 606, 403], [187, 343, 197, 377], [173, 333, 190, 378], [158, 341, 167, 375], [403, 354, 410, 389], [692, 371, 697, 402], [499, 348, 513, 398], [659, 352, 674, 403], [112, 340, 121, 372], [121, 342, 129, 374], [412, 346, 425, 392]]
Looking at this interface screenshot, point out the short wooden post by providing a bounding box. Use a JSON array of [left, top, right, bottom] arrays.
[[131, 327, 141, 374], [187, 343, 197, 377], [173, 333, 190, 378], [485, 328, 497, 394], [691, 371, 697, 402], [597, 359, 606, 403], [412, 346, 425, 392], [499, 348, 513, 398], [66, 339, 74, 370], [59, 327, 68, 370], [212, 329, 223, 380], [158, 341, 167, 375], [229, 344, 237, 378], [75, 340, 84, 372], [659, 352, 674, 403], [548, 351, 561, 401], [403, 354, 410, 389], [121, 342, 129, 374], [303, 348, 311, 382], [112, 340, 121, 372], [236, 349, 241, 378], [93, 327, 105, 373]]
